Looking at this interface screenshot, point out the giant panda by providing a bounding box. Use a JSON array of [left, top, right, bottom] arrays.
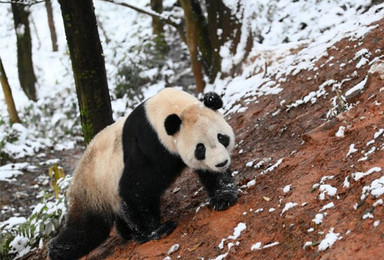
[[48, 88, 238, 260]]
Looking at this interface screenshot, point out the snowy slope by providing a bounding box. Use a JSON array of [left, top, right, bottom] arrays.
[[1, 0, 384, 258]]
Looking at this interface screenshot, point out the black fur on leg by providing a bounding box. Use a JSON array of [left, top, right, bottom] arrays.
[[48, 211, 113, 260], [115, 215, 133, 241], [196, 168, 238, 211]]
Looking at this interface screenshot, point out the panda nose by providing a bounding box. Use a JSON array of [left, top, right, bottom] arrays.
[[215, 160, 228, 168]]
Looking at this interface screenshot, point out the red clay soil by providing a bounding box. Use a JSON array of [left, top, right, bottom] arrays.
[[22, 18, 383, 260], [78, 19, 384, 260]]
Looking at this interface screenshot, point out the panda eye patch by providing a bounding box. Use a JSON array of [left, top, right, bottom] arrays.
[[195, 143, 206, 160], [218, 134, 230, 147]]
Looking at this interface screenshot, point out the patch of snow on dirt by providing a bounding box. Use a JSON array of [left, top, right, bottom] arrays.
[[318, 228, 341, 251]]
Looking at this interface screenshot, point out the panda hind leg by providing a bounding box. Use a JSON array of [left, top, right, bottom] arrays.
[[115, 215, 133, 241], [48, 210, 114, 260]]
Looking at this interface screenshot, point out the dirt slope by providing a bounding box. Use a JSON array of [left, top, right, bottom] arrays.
[[75, 18, 384, 260]]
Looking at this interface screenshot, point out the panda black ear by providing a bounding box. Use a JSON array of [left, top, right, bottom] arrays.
[[164, 114, 182, 136], [203, 92, 223, 110]]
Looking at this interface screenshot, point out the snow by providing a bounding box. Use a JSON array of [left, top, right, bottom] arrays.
[[245, 161, 254, 167], [9, 235, 31, 258], [0, 217, 27, 229], [167, 244, 179, 255], [374, 129, 384, 139], [346, 144, 358, 157], [320, 202, 335, 212], [318, 228, 341, 251], [373, 199, 383, 207], [263, 242, 280, 249], [261, 158, 284, 175], [283, 184, 291, 194], [313, 213, 324, 225], [345, 76, 368, 97], [228, 222, 246, 240], [218, 239, 226, 250], [363, 176, 384, 198], [217, 222, 246, 257], [254, 208, 264, 214], [352, 167, 382, 181], [335, 126, 346, 138], [281, 202, 298, 215], [362, 212, 374, 219], [318, 184, 337, 200], [251, 242, 262, 251], [343, 177, 350, 188], [0, 162, 29, 181], [354, 48, 369, 60], [303, 241, 312, 249], [246, 179, 256, 188]]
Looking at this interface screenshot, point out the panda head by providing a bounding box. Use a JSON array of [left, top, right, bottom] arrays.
[[164, 92, 235, 172]]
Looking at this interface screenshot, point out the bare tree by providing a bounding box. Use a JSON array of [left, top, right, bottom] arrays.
[[0, 56, 21, 125], [11, 1, 37, 101], [58, 0, 113, 144], [45, 0, 58, 52]]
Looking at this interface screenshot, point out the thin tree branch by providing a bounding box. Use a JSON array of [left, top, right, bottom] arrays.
[[0, 0, 44, 6], [99, 0, 187, 43]]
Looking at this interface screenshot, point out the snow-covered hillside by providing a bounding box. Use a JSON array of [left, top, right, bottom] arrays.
[[1, 0, 384, 258]]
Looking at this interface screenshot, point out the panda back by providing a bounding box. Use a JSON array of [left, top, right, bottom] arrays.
[[68, 116, 127, 214]]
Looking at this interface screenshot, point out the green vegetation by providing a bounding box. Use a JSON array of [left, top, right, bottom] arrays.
[[0, 168, 71, 259]]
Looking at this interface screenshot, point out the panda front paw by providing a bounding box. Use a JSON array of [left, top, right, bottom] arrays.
[[210, 191, 238, 211]]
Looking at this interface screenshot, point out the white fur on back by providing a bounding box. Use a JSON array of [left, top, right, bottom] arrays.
[[145, 88, 199, 154], [68, 116, 127, 214]]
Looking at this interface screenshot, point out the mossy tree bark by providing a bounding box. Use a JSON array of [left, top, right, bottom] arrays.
[[45, 0, 58, 52], [0, 57, 21, 125], [58, 0, 113, 144], [11, 2, 37, 101]]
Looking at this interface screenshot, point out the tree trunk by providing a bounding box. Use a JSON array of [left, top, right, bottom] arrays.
[[45, 0, 58, 52], [207, 0, 252, 76], [11, 2, 37, 101], [150, 0, 168, 53], [58, 0, 113, 144], [0, 57, 21, 125], [179, 0, 207, 92], [150, 0, 164, 35], [206, 1, 232, 77]]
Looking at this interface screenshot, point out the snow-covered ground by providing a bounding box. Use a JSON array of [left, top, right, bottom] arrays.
[[1, 0, 384, 258]]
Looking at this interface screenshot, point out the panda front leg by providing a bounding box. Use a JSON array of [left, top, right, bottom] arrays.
[[196, 168, 238, 211]]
